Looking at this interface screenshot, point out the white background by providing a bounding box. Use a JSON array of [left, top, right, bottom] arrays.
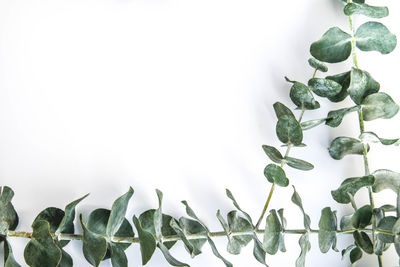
[[1, 0, 400, 266]]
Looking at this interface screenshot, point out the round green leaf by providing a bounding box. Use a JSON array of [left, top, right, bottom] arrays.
[[344, 3, 389, 19], [308, 58, 328, 72], [348, 68, 380, 105], [318, 207, 337, 253], [353, 231, 373, 254], [325, 71, 350, 102], [377, 216, 397, 243], [308, 78, 342, 98], [361, 92, 399, 121], [372, 169, 400, 193], [276, 115, 303, 146], [351, 205, 372, 229], [326, 106, 359, 128], [289, 82, 320, 110], [273, 102, 294, 119], [262, 145, 283, 164], [263, 209, 282, 255], [328, 137, 368, 160], [264, 164, 289, 187], [355, 21, 397, 54], [331, 175, 375, 204]]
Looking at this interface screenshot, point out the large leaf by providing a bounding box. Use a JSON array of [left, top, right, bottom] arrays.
[[353, 231, 373, 254], [372, 169, 400, 193], [348, 68, 380, 105], [264, 164, 289, 187], [377, 216, 397, 243], [308, 78, 342, 98], [328, 137, 368, 160], [178, 217, 207, 256], [0, 187, 19, 232], [344, 3, 389, 18], [133, 216, 156, 265], [325, 71, 350, 102], [262, 145, 283, 164], [318, 207, 337, 253], [276, 115, 303, 146], [263, 209, 282, 255], [226, 211, 252, 255], [331, 175, 375, 204], [289, 82, 320, 110], [308, 58, 328, 72], [361, 92, 399, 121], [107, 187, 134, 238], [351, 205, 372, 229], [284, 157, 314, 171], [355, 22, 397, 54], [310, 27, 352, 63], [326, 106, 359, 127]]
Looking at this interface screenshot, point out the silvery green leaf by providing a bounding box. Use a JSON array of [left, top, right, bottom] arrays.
[[252, 236, 268, 266], [308, 78, 342, 98], [310, 27, 352, 63], [264, 164, 289, 187], [263, 210, 282, 255], [24, 220, 62, 267], [289, 82, 320, 110], [355, 21, 397, 54], [325, 71, 350, 102], [353, 231, 373, 254], [351, 205, 372, 229], [340, 0, 365, 4], [361, 92, 399, 121], [328, 137, 368, 160], [4, 240, 21, 267], [276, 115, 303, 146], [281, 143, 306, 148], [308, 58, 328, 72], [284, 157, 314, 171], [318, 207, 337, 253], [226, 211, 252, 255], [291, 186, 311, 230], [379, 204, 397, 213], [331, 175, 375, 204], [262, 145, 283, 164], [157, 243, 189, 267], [132, 216, 156, 265], [340, 214, 353, 231], [80, 215, 108, 267], [107, 187, 134, 239], [372, 169, 400, 193], [344, 3, 389, 18], [170, 218, 200, 257], [377, 216, 397, 243], [273, 102, 294, 119], [326, 106, 359, 127], [393, 218, 400, 234], [277, 209, 287, 252], [0, 187, 19, 232], [178, 217, 207, 255], [341, 244, 357, 260], [301, 118, 327, 130], [295, 233, 311, 267], [154, 189, 163, 240], [359, 131, 400, 146], [225, 189, 253, 224], [350, 246, 363, 264], [348, 68, 380, 105], [110, 243, 128, 267]]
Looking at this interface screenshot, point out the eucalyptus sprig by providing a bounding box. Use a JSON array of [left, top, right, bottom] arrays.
[[1, 0, 400, 266]]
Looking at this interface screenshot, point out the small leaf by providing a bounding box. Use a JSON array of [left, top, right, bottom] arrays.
[[263, 209, 282, 255], [170, 218, 201, 257], [252, 236, 268, 266], [154, 189, 163, 240], [107, 187, 134, 238], [355, 21, 397, 54], [295, 233, 311, 267], [110, 243, 128, 267], [377, 216, 397, 243], [350, 247, 363, 264], [325, 71, 350, 102], [353, 231, 373, 254], [301, 118, 327, 130], [289, 82, 320, 110], [361, 92, 399, 121], [133, 216, 156, 265], [344, 3, 389, 18], [351, 205, 372, 229], [24, 220, 62, 267], [359, 131, 400, 146], [284, 157, 314, 171], [291, 186, 311, 230], [331, 175, 375, 204], [262, 145, 283, 164], [348, 68, 380, 105], [308, 58, 328, 72], [276, 115, 303, 146], [4, 240, 21, 267], [273, 102, 294, 119], [328, 137, 368, 160], [226, 211, 252, 255], [340, 214, 353, 231], [308, 78, 342, 98], [310, 27, 352, 63], [341, 244, 356, 260], [264, 164, 289, 187], [0, 186, 19, 232], [326, 106, 359, 127], [277, 209, 287, 253], [318, 207, 337, 253], [372, 169, 400, 193], [157, 243, 189, 267], [225, 189, 253, 224], [178, 217, 207, 255]]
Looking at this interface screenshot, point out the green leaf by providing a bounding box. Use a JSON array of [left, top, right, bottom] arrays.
[[341, 244, 356, 260], [326, 106, 359, 127], [157, 243, 189, 267], [264, 164, 289, 187], [359, 131, 400, 146], [355, 21, 397, 54], [377, 216, 397, 243], [295, 233, 311, 267], [325, 71, 350, 102], [262, 145, 283, 164], [350, 247, 363, 264], [277, 209, 287, 253], [273, 102, 294, 119], [328, 137, 368, 160], [318, 207, 337, 253], [308, 78, 342, 98], [353, 231, 373, 254], [344, 3, 389, 18], [4, 240, 21, 267], [110, 243, 128, 267], [289, 82, 320, 110], [361, 92, 399, 121], [252, 236, 268, 266], [80, 214, 108, 267], [291, 186, 311, 230], [178, 217, 207, 255], [58, 249, 73, 267], [263, 209, 282, 255], [351, 205, 372, 229], [107, 187, 134, 238], [133, 216, 156, 265], [308, 58, 328, 72], [372, 169, 400, 193], [226, 211, 252, 255], [284, 157, 314, 171], [33, 208, 64, 234], [301, 118, 327, 131], [0, 186, 19, 232], [331, 175, 375, 204], [170, 218, 201, 257], [24, 220, 62, 267], [310, 27, 352, 63], [276, 115, 303, 146], [348, 68, 380, 105], [154, 189, 163, 240]]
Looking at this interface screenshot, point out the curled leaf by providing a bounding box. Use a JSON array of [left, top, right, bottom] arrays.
[[289, 82, 320, 110], [264, 164, 289, 187], [355, 21, 397, 54], [328, 137, 368, 160], [361, 92, 399, 121], [344, 3, 389, 19], [331, 175, 375, 204], [308, 58, 328, 72], [308, 78, 342, 98], [318, 207, 337, 253]]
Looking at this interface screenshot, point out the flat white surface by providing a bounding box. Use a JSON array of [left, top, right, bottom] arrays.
[[0, 0, 400, 266]]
